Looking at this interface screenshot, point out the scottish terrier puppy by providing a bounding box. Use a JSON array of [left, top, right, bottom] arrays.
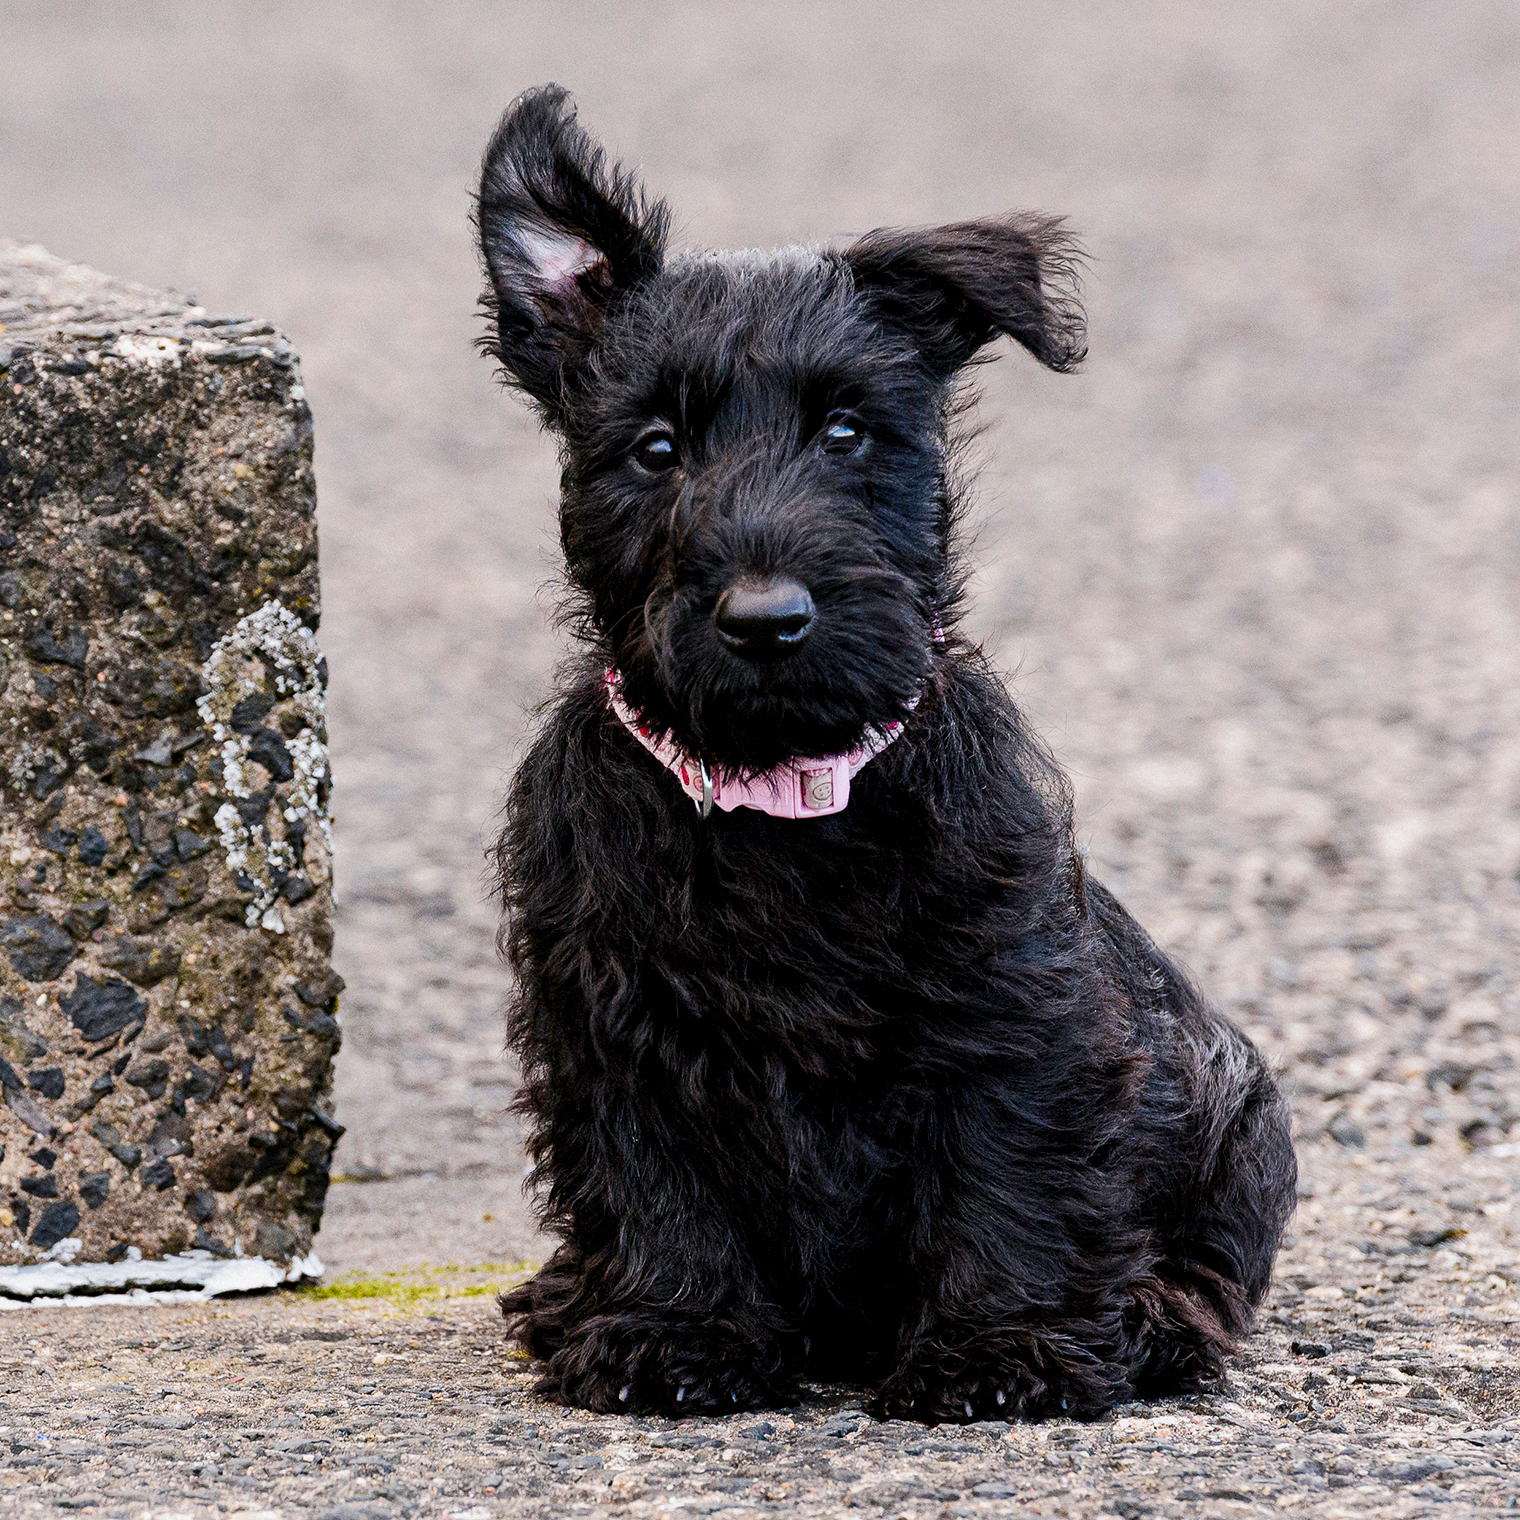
[[480, 85, 1295, 1423]]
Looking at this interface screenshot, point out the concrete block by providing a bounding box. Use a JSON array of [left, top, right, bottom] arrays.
[[0, 241, 337, 1278]]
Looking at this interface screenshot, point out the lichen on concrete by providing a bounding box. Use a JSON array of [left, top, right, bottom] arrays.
[[197, 597, 332, 933], [0, 240, 341, 1273]]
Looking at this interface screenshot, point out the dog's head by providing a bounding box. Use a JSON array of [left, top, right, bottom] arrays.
[[478, 85, 1085, 773]]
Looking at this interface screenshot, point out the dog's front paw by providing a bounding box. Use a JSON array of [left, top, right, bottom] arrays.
[[875, 1332, 1128, 1424], [542, 1319, 800, 1417]]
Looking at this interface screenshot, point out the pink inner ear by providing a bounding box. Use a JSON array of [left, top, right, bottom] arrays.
[[519, 226, 601, 291]]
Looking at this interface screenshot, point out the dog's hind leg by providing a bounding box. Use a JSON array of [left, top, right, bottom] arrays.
[[1126, 1021, 1297, 1396], [1083, 879, 1298, 1397]]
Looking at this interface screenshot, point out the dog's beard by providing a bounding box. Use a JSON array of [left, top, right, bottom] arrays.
[[621, 583, 932, 775]]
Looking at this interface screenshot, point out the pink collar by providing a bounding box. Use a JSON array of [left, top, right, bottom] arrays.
[[605, 669, 914, 819]]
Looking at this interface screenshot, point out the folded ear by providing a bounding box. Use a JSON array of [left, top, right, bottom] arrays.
[[476, 84, 670, 419], [844, 215, 1087, 378]]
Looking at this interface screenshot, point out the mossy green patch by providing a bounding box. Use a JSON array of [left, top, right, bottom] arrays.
[[299, 1260, 536, 1306], [301, 1276, 440, 1304]]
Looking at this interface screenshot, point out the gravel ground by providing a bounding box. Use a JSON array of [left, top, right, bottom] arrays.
[[1, 1234, 1518, 1519], [2, 0, 1519, 1515]]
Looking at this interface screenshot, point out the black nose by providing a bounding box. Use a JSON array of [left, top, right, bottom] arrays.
[[713, 577, 816, 659]]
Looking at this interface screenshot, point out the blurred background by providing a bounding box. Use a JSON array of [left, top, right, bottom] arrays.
[[3, 1, 1516, 1273]]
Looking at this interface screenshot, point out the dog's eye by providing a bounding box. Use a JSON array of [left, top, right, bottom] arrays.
[[633, 432, 680, 473], [820, 416, 865, 455]]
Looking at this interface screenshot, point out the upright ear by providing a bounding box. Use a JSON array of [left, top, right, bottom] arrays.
[[844, 215, 1087, 378], [476, 84, 670, 420]]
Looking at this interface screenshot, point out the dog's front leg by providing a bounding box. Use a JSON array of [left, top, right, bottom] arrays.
[[501, 1115, 802, 1416], [874, 1098, 1142, 1423], [876, 1304, 1136, 1424]]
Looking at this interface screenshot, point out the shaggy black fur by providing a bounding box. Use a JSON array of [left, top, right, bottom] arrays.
[[479, 85, 1296, 1424]]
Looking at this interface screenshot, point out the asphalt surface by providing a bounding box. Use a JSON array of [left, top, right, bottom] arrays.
[[2, 1, 1518, 1515]]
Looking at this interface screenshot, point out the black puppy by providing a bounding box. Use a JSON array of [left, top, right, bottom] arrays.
[[481, 85, 1295, 1424]]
